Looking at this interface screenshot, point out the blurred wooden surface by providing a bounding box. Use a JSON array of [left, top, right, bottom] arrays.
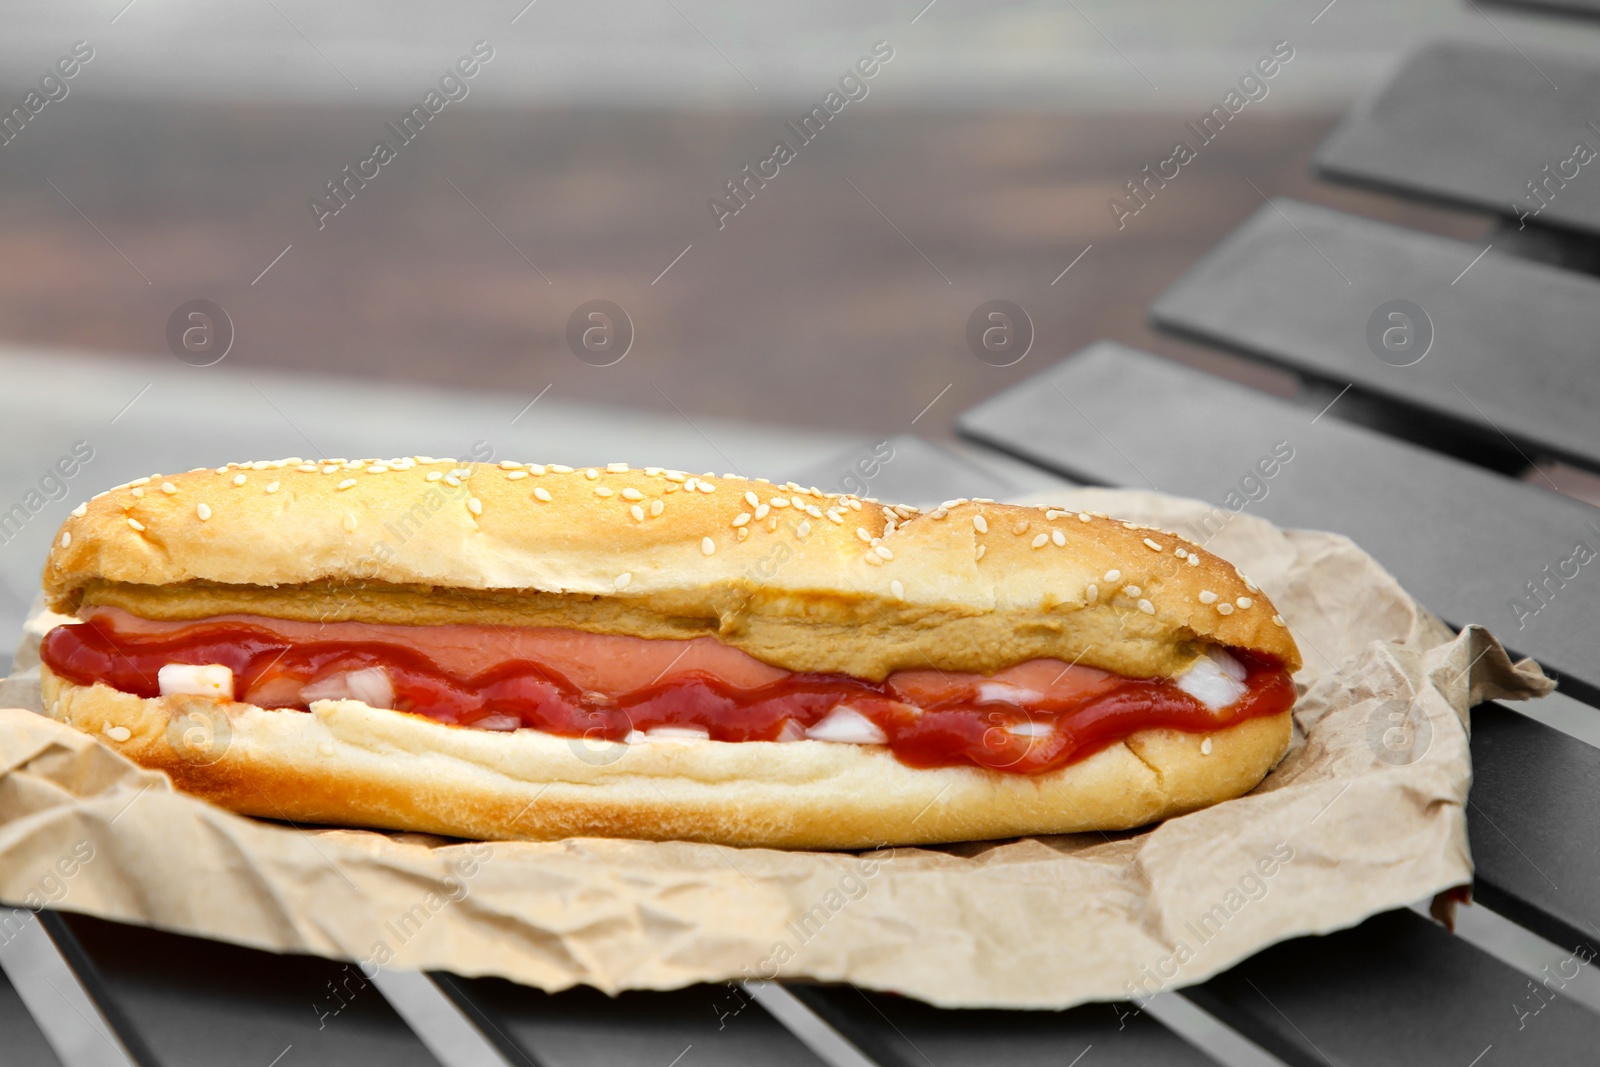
[[0, 103, 1488, 437]]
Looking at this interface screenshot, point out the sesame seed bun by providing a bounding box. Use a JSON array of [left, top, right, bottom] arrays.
[[37, 457, 1300, 847], [44, 458, 1299, 681]]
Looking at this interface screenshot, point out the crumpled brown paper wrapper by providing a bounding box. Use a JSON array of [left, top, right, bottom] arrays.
[[0, 489, 1552, 1008]]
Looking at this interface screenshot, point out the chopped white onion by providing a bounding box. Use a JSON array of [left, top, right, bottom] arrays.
[[643, 725, 711, 741], [806, 706, 888, 745], [977, 682, 1044, 705], [470, 714, 521, 731], [300, 667, 395, 710], [158, 663, 234, 700], [775, 719, 808, 743], [1006, 720, 1054, 738], [1175, 648, 1248, 711]]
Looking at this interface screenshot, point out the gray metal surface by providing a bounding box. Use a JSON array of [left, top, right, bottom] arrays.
[[433, 974, 828, 1067], [1150, 198, 1600, 472], [43, 911, 442, 1067], [1316, 39, 1600, 237], [956, 342, 1600, 702], [1184, 910, 1600, 1066]]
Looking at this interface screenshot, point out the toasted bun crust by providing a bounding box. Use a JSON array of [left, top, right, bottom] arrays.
[[43, 459, 1298, 680], [42, 667, 1292, 849]]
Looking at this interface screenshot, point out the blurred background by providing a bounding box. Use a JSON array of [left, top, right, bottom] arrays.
[[3, 0, 1598, 642]]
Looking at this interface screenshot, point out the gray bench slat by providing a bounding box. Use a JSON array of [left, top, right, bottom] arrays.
[[0, 944, 66, 1067], [1184, 909, 1600, 1067], [1149, 198, 1600, 472], [1484, 0, 1600, 17], [432, 975, 827, 1067], [42, 911, 441, 1067], [1471, 703, 1600, 955], [956, 342, 1600, 704], [781, 435, 1018, 509], [1315, 39, 1600, 238], [787, 985, 1217, 1067]]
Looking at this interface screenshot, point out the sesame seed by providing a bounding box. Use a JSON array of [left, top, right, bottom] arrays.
[[608, 462, 629, 472], [343, 513, 358, 532], [702, 537, 716, 556], [1138, 599, 1154, 615], [1272, 614, 1286, 627], [197, 503, 212, 520], [368, 464, 390, 474], [533, 487, 553, 502], [1188, 555, 1200, 567], [805, 504, 822, 518], [337, 479, 357, 490], [60, 531, 71, 547], [506, 471, 529, 480], [1236, 596, 1253, 609], [252, 460, 273, 471], [1078, 513, 1091, 523], [266, 481, 280, 494], [796, 521, 812, 538], [1013, 521, 1030, 536], [929, 508, 948, 519], [631, 504, 646, 521], [663, 470, 685, 482], [732, 513, 751, 527], [105, 725, 131, 743], [1123, 585, 1141, 598], [1144, 538, 1163, 552], [161, 482, 177, 495], [975, 544, 987, 561], [743, 491, 759, 507], [551, 464, 574, 474], [127, 518, 145, 532], [528, 464, 547, 475], [646, 499, 661, 517], [1176, 548, 1188, 559], [215, 467, 229, 475], [736, 526, 750, 542], [1216, 603, 1235, 616], [1201, 737, 1213, 756], [684, 478, 698, 492], [1103, 569, 1121, 583], [890, 579, 905, 600], [1122, 522, 1138, 530], [71, 503, 88, 517], [622, 488, 643, 500], [131, 487, 145, 498], [856, 527, 871, 542], [973, 515, 988, 533], [1085, 583, 1098, 602], [771, 497, 789, 508], [614, 572, 632, 589], [1244, 579, 1260, 593], [754, 503, 771, 520], [129, 477, 151, 486], [767, 516, 779, 532], [1045, 510, 1067, 520], [500, 460, 521, 470], [294, 464, 315, 473], [698, 481, 715, 493], [825, 509, 843, 524], [874, 545, 893, 560], [426, 471, 444, 482], [467, 497, 483, 516], [230, 474, 246, 487], [322, 465, 339, 474], [1031, 533, 1049, 548], [1199, 590, 1218, 604], [645, 467, 663, 476], [444, 475, 461, 488], [594, 487, 614, 497], [1052, 529, 1066, 547], [585, 469, 600, 480]]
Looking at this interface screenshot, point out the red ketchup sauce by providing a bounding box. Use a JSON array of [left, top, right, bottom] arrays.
[[39, 616, 1294, 775]]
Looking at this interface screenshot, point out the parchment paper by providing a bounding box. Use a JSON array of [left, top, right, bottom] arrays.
[[0, 488, 1552, 1009]]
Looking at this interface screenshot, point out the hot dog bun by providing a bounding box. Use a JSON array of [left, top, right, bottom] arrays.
[[39, 457, 1300, 848]]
